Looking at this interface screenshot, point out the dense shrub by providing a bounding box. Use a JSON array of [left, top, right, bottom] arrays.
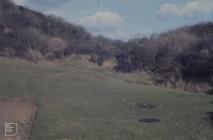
[[114, 24, 213, 92]]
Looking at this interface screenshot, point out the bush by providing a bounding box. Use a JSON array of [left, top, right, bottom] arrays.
[[47, 37, 67, 58], [24, 49, 42, 63], [89, 54, 98, 63], [0, 47, 15, 57]]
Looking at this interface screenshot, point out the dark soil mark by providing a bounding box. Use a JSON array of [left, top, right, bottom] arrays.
[[210, 101, 213, 104], [139, 118, 161, 123], [206, 90, 213, 95], [206, 112, 213, 126], [135, 103, 156, 110]]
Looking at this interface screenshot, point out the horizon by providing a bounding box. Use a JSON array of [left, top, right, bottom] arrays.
[[11, 0, 213, 40]]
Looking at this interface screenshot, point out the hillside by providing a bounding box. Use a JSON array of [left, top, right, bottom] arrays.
[[115, 23, 213, 93], [1, 0, 213, 93], [0, 0, 115, 63], [0, 57, 212, 140]]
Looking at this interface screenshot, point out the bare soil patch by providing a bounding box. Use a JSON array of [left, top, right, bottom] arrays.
[[0, 97, 38, 140]]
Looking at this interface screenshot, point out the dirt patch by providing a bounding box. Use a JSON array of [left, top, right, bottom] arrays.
[[135, 103, 156, 110], [139, 118, 161, 123], [0, 97, 38, 140]]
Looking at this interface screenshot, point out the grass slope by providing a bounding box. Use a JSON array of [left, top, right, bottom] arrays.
[[0, 57, 212, 140]]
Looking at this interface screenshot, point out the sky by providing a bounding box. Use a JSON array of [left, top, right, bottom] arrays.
[[11, 0, 213, 40]]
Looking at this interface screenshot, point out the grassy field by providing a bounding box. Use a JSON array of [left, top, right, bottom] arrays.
[[0, 57, 212, 140]]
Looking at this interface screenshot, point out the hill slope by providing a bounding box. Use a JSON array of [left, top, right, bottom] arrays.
[[0, 0, 115, 63], [0, 57, 212, 140], [2, 0, 213, 93], [115, 22, 213, 93]]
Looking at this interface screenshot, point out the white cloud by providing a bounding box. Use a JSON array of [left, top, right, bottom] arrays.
[[80, 11, 124, 31], [159, 0, 213, 17], [79, 11, 126, 39], [11, 0, 28, 6]]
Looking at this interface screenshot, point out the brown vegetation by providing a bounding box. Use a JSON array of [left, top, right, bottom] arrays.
[[24, 48, 42, 63], [47, 37, 67, 59]]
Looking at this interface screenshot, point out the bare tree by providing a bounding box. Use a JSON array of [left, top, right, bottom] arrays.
[[47, 37, 67, 58]]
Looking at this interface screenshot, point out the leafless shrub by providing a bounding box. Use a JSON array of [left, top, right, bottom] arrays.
[[0, 47, 15, 57], [24, 48, 42, 63], [47, 37, 67, 59]]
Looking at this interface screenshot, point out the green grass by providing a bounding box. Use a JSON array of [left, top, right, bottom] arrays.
[[0, 57, 212, 140]]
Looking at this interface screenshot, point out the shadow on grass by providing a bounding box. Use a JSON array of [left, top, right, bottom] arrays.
[[206, 90, 213, 95], [139, 118, 161, 123], [206, 112, 213, 126]]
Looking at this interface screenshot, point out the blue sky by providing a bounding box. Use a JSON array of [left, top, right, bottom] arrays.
[[12, 0, 213, 40]]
